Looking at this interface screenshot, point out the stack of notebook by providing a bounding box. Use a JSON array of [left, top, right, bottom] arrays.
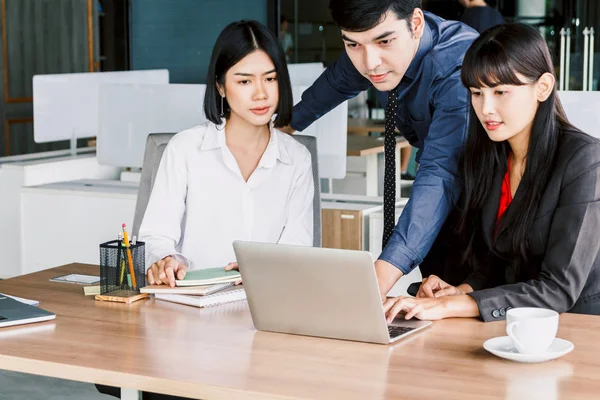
[[140, 267, 246, 308]]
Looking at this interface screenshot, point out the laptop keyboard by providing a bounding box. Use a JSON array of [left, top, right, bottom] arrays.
[[388, 325, 415, 338]]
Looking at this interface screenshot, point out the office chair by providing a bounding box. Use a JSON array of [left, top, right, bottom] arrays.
[[131, 132, 322, 247]]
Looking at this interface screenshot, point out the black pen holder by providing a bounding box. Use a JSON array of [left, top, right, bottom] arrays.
[[99, 240, 146, 295]]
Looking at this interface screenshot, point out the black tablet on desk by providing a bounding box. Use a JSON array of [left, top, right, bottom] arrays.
[[0, 295, 55, 328]]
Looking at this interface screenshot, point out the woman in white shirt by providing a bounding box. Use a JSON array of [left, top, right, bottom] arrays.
[[139, 20, 314, 287]]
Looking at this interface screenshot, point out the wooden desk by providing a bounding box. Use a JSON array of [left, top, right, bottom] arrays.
[[347, 118, 386, 136], [1, 264, 600, 400], [346, 135, 411, 197]]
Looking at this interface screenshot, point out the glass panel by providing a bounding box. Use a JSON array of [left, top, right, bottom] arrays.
[[280, 0, 342, 65], [511, 0, 598, 91]]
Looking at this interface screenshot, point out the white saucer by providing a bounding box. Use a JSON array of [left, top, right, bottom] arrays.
[[483, 336, 574, 363]]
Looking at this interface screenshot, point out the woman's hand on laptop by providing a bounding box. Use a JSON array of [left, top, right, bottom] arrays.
[[147, 256, 187, 287], [417, 275, 472, 298], [384, 295, 480, 322], [224, 262, 243, 285]]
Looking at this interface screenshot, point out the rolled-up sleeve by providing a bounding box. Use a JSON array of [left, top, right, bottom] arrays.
[[291, 51, 370, 132], [378, 69, 469, 274]]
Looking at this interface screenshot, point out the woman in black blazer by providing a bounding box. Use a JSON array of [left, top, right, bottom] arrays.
[[383, 23, 600, 322]]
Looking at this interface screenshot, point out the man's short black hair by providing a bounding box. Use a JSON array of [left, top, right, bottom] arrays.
[[329, 0, 422, 32], [204, 20, 293, 128]]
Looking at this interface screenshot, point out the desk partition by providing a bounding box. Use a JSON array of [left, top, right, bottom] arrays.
[[558, 91, 600, 138], [97, 83, 207, 168], [287, 62, 324, 86], [292, 86, 347, 179], [33, 70, 169, 143]]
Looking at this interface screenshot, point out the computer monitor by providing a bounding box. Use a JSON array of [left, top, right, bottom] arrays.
[[33, 70, 169, 143], [97, 83, 207, 168]]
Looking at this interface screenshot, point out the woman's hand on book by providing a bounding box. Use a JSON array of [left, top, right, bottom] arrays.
[[224, 262, 242, 285], [147, 256, 188, 287]]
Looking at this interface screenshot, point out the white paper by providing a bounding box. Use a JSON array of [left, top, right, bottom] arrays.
[[49, 274, 100, 285]]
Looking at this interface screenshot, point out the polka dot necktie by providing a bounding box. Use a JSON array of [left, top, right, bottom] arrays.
[[382, 88, 399, 248]]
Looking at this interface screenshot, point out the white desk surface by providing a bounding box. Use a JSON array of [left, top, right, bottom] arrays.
[[0, 148, 96, 166], [23, 179, 139, 196], [321, 201, 382, 213]]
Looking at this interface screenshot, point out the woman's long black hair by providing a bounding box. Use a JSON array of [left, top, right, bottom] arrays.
[[457, 23, 573, 279]]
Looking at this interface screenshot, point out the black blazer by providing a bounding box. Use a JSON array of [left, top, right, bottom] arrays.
[[421, 129, 600, 322]]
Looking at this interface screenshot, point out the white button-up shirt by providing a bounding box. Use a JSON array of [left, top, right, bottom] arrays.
[[139, 121, 314, 270]]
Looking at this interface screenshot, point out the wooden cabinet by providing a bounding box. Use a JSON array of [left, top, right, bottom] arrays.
[[321, 202, 382, 251]]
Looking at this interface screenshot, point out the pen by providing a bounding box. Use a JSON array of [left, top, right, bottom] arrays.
[[118, 232, 126, 286], [122, 223, 137, 290]]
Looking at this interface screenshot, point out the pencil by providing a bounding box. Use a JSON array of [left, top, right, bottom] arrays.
[[122, 223, 137, 290], [117, 233, 124, 286], [119, 259, 126, 287]]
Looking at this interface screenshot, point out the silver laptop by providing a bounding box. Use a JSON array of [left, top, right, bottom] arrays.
[[233, 241, 431, 345], [0, 295, 56, 328]]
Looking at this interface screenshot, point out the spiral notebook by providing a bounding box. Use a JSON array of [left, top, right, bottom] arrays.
[[140, 282, 234, 296], [154, 287, 246, 308]]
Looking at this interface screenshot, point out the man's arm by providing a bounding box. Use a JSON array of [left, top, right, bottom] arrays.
[[290, 51, 371, 132], [377, 68, 470, 295]]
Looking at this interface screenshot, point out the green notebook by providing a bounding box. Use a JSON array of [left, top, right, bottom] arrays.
[[175, 267, 241, 287]]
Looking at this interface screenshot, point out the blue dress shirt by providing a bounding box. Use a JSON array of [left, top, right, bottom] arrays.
[[290, 12, 478, 274]]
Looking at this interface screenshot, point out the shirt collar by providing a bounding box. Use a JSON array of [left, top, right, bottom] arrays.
[[199, 121, 223, 151], [259, 123, 292, 168], [199, 120, 292, 167], [404, 19, 433, 81]]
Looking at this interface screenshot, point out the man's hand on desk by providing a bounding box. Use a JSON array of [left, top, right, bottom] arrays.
[[147, 256, 187, 287], [374, 259, 404, 301], [224, 262, 243, 285]]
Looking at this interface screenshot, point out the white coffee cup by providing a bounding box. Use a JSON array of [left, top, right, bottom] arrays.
[[505, 307, 559, 354]]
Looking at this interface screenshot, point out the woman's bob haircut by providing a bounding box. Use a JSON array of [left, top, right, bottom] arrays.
[[204, 20, 293, 128]]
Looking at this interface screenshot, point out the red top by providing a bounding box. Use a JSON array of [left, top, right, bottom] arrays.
[[497, 157, 513, 222]]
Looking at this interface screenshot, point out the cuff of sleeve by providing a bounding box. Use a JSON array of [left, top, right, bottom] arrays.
[[377, 240, 421, 275], [170, 254, 190, 268], [146, 251, 190, 272], [467, 291, 496, 322], [290, 102, 313, 132]]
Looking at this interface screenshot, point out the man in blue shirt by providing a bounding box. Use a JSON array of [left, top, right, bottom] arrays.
[[282, 0, 478, 298], [459, 0, 504, 33]]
